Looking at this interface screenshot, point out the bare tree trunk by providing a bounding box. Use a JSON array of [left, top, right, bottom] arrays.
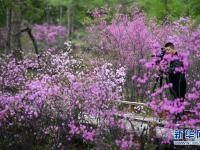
[[6, 8, 12, 54], [12, 0, 23, 59], [17, 27, 39, 55], [163, 0, 169, 16], [46, 5, 50, 24], [67, 5, 71, 39], [186, 0, 190, 16], [67, 3, 75, 40], [28, 29, 39, 55], [71, 7, 74, 35], [59, 6, 63, 25]]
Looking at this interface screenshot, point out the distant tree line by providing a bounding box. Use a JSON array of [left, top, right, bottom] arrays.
[[0, 0, 199, 56]]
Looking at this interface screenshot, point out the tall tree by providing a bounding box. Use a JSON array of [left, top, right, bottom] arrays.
[[47, 0, 119, 39], [11, 0, 23, 59]]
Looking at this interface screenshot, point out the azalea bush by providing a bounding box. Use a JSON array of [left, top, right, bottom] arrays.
[[87, 7, 200, 145], [33, 24, 67, 50], [0, 42, 144, 149]]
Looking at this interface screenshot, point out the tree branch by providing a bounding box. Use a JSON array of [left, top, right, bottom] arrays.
[[16, 27, 39, 55]]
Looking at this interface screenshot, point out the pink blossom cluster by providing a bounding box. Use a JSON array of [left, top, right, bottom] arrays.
[[33, 24, 67, 47], [87, 8, 200, 145], [0, 45, 139, 149]]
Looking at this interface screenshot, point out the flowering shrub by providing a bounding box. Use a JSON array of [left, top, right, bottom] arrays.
[[0, 58, 26, 92], [0, 42, 143, 149], [33, 24, 67, 49], [135, 20, 200, 144], [87, 8, 200, 146]]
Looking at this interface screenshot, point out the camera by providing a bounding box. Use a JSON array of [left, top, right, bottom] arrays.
[[152, 48, 166, 58], [160, 48, 166, 58]]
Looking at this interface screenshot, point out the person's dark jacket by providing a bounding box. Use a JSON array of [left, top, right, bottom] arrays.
[[168, 54, 187, 99]]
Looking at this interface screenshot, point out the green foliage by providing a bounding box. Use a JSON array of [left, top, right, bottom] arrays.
[[168, 0, 187, 18], [47, 0, 69, 6], [139, 0, 166, 20], [138, 0, 200, 22], [0, 0, 13, 26], [21, 0, 47, 23], [0, 0, 199, 36], [45, 0, 119, 29], [0, 0, 47, 26], [189, 0, 200, 24]]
